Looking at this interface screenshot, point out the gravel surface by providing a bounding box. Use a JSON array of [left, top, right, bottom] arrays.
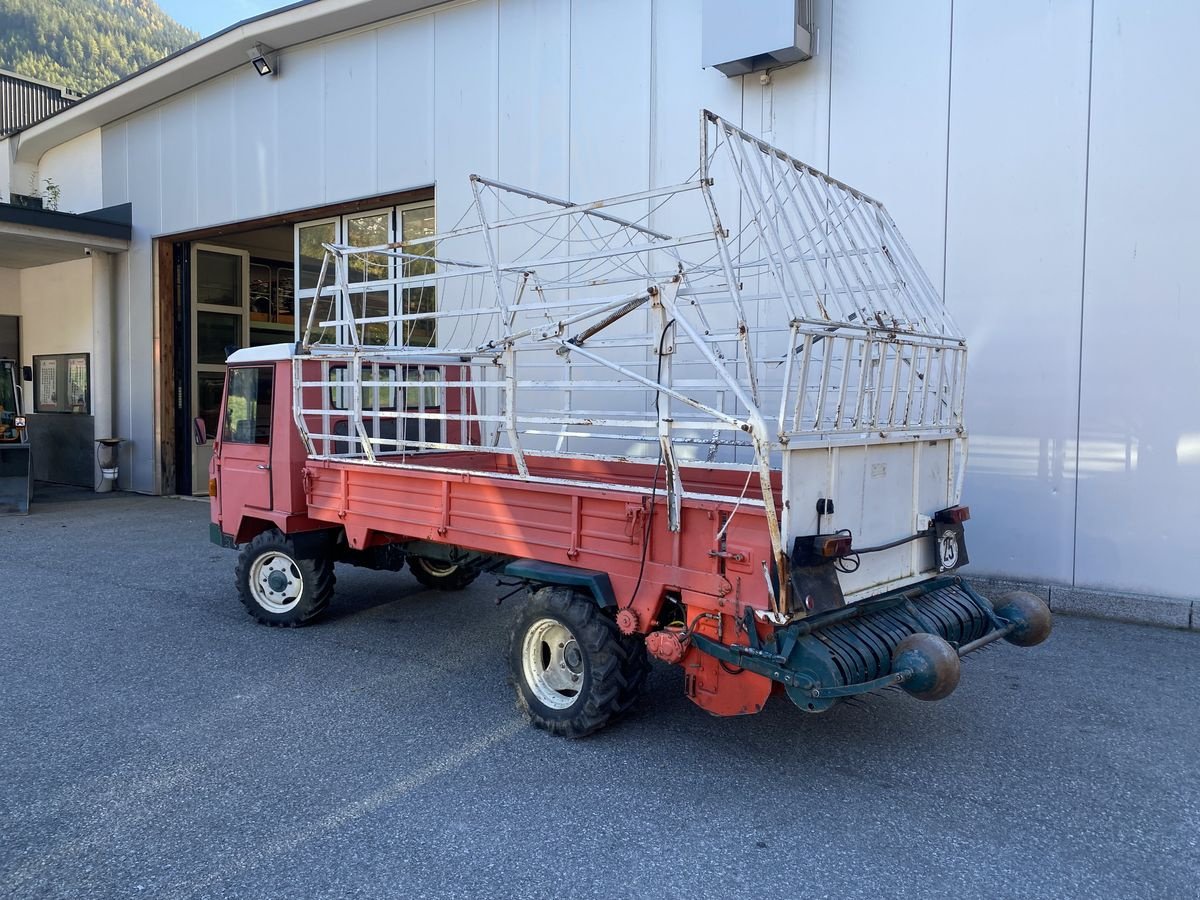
[[2, 489, 1197, 899]]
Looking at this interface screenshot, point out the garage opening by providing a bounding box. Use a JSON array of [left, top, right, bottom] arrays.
[[157, 188, 434, 495]]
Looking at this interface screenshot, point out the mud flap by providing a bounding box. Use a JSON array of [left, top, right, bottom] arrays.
[[0, 444, 32, 515]]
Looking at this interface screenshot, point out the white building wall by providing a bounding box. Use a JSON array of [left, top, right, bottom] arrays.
[[0, 137, 13, 201], [0, 267, 19, 316], [37, 129, 103, 213], [944, 0, 1092, 586], [90, 0, 1196, 601], [1074, 1, 1200, 598], [19, 259, 93, 372]]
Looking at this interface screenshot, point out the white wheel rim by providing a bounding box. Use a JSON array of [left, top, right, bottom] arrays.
[[416, 559, 458, 578], [249, 552, 304, 613], [521, 617, 585, 710]]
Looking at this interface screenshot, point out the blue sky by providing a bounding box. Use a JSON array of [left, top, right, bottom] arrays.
[[158, 0, 290, 37]]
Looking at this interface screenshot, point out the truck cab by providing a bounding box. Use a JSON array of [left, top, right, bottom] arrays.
[[206, 343, 474, 549]]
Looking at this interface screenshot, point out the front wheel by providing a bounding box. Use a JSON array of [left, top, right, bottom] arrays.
[[408, 556, 480, 591], [235, 530, 335, 627], [509, 587, 649, 738]]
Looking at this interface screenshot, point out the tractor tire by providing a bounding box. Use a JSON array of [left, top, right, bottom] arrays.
[[408, 556, 480, 591], [509, 586, 650, 738], [235, 529, 335, 627]]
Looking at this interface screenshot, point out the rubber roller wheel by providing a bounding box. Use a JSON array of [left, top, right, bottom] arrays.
[[992, 590, 1053, 647], [892, 633, 961, 701]]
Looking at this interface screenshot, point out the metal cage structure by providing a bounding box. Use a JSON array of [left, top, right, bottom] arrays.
[[292, 110, 968, 594]]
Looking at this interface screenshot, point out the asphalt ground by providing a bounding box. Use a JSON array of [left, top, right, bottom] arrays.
[[1, 489, 1197, 899]]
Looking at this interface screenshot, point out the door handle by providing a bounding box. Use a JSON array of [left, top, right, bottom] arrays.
[[257, 464, 271, 471]]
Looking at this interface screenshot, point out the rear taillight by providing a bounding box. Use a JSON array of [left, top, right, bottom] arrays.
[[935, 505, 970, 525], [813, 534, 853, 557]]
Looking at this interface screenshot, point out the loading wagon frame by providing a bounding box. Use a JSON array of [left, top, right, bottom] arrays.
[[207, 111, 1049, 733]]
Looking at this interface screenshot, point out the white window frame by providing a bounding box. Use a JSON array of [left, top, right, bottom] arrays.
[[293, 200, 436, 348], [343, 207, 397, 346], [294, 215, 341, 342]]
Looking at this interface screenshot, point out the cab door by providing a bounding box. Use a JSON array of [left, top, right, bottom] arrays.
[[216, 365, 274, 517]]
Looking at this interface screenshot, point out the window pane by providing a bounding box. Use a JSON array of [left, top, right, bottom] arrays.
[[196, 372, 226, 439], [276, 268, 295, 323], [196, 250, 241, 307], [329, 367, 348, 410], [197, 312, 242, 364], [402, 206, 436, 347], [363, 367, 397, 409], [329, 365, 398, 410], [347, 289, 391, 346], [347, 213, 390, 284], [402, 206, 435, 243], [223, 367, 273, 444], [404, 369, 439, 408], [298, 296, 336, 344], [249, 263, 273, 320], [402, 286, 436, 347], [251, 326, 285, 348], [298, 222, 337, 291]]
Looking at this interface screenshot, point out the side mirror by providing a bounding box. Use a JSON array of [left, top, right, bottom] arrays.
[[192, 416, 208, 445]]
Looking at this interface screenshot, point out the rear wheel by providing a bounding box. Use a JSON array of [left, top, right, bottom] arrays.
[[235, 530, 334, 627], [509, 587, 649, 737], [408, 556, 480, 591]]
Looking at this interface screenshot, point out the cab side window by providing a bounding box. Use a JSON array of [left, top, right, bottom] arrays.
[[223, 367, 273, 445]]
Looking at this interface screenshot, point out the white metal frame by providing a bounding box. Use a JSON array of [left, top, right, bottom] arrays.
[[191, 242, 251, 494], [294, 201, 437, 347], [292, 111, 969, 612]]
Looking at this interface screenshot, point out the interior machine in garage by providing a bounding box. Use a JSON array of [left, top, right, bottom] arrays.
[[0, 359, 32, 515]]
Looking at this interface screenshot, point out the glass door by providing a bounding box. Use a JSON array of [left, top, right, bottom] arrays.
[[191, 244, 250, 494]]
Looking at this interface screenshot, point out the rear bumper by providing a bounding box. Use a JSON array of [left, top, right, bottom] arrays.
[[690, 576, 1046, 711]]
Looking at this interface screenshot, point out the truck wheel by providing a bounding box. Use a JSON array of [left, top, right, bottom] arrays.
[[235, 530, 335, 627], [408, 557, 480, 591], [509, 587, 649, 738]]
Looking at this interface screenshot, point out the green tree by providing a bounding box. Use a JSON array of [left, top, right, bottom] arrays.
[[0, 0, 198, 95]]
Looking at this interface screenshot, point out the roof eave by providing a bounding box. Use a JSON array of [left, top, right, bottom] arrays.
[[11, 0, 449, 165]]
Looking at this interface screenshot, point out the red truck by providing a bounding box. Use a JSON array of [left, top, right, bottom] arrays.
[[204, 112, 1050, 736]]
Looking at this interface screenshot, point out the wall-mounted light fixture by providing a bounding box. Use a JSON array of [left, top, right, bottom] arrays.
[[247, 43, 278, 77]]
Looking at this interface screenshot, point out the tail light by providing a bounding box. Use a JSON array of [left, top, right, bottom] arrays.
[[935, 505, 970, 525], [813, 534, 853, 558]]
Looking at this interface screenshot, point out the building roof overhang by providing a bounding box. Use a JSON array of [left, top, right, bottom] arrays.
[[0, 202, 131, 268], [9, 0, 451, 166]]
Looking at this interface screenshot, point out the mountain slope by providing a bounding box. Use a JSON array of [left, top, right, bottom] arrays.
[[0, 0, 199, 96]]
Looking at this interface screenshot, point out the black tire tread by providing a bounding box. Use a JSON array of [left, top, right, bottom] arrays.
[[510, 587, 650, 738], [409, 557, 480, 591], [234, 529, 335, 627]]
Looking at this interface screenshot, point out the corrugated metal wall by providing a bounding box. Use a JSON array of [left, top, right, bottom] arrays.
[[95, 0, 1200, 602], [0, 70, 79, 137]]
